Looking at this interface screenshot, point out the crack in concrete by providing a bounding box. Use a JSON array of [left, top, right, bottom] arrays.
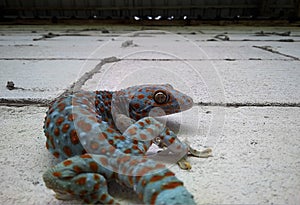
[[253, 45, 300, 60], [58, 56, 120, 98], [0, 56, 120, 107], [0, 58, 102, 61], [195, 102, 300, 107], [0, 98, 50, 107]]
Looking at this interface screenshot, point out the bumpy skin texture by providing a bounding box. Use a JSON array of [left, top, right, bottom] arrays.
[[43, 84, 196, 205]]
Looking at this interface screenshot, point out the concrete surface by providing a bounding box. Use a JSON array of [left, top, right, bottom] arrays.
[[0, 25, 299, 204]]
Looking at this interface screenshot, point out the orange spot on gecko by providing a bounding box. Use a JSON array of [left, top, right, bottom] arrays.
[[124, 149, 132, 154], [141, 179, 147, 187], [62, 123, 70, 133], [150, 192, 159, 204], [127, 127, 137, 135], [99, 157, 108, 166], [117, 156, 131, 164], [100, 148, 107, 154], [106, 128, 114, 133], [68, 113, 77, 121], [94, 174, 100, 180], [52, 172, 61, 177], [57, 103, 66, 111], [90, 141, 99, 150], [95, 99, 100, 107], [89, 161, 98, 172], [129, 159, 139, 166], [146, 128, 154, 135], [63, 146, 72, 157], [70, 130, 79, 145], [132, 145, 139, 150], [108, 139, 114, 145], [82, 99, 89, 105], [81, 154, 92, 158], [77, 120, 92, 132], [49, 135, 55, 149], [133, 103, 140, 109], [136, 167, 153, 177], [55, 117, 64, 126], [149, 175, 164, 182], [46, 118, 50, 127], [161, 181, 183, 190], [145, 119, 151, 124], [128, 175, 133, 185], [108, 146, 115, 154], [119, 135, 125, 141], [54, 128, 60, 137], [138, 94, 145, 99], [143, 144, 148, 152], [63, 160, 73, 166], [155, 163, 165, 169], [53, 152, 60, 158], [76, 177, 87, 185], [168, 137, 175, 144], [98, 133, 106, 141], [132, 138, 138, 144], [138, 121, 145, 127], [165, 171, 175, 177], [139, 134, 148, 140], [100, 194, 107, 201], [73, 165, 82, 173]]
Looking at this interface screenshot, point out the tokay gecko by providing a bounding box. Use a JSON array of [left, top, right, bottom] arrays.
[[43, 84, 212, 204]]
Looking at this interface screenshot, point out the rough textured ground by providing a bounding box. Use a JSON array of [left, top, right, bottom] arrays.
[[0, 25, 299, 204]]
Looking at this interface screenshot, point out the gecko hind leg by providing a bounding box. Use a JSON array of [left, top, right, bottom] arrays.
[[69, 173, 119, 204]]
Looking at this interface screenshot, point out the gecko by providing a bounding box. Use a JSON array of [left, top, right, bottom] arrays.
[[43, 84, 212, 204]]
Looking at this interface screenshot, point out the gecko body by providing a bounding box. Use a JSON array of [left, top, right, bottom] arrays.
[[43, 84, 197, 204]]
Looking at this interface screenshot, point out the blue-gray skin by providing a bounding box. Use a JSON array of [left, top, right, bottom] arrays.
[[43, 84, 197, 204]]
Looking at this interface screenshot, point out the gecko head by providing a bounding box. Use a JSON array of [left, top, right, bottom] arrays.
[[122, 84, 194, 120], [154, 186, 196, 205]]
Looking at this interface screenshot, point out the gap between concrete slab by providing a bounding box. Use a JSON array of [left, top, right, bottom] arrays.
[[0, 58, 298, 61], [253, 45, 300, 60], [195, 102, 300, 107]]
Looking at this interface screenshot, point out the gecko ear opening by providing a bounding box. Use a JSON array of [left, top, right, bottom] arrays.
[[154, 91, 169, 104]]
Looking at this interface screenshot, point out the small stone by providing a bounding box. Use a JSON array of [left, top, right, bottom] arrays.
[[102, 29, 109, 34], [6, 81, 15, 90]]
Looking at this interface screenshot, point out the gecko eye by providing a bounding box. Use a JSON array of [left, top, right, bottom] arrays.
[[154, 91, 168, 104]]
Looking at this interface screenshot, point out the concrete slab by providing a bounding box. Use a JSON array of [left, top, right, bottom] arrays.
[[0, 35, 106, 59], [2, 30, 295, 61], [212, 60, 300, 104], [1, 105, 299, 204], [180, 106, 300, 204], [0, 60, 99, 100], [83, 60, 300, 104], [83, 34, 292, 60]]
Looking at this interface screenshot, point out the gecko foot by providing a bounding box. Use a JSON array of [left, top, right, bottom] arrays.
[[177, 146, 212, 170], [177, 156, 192, 170]]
